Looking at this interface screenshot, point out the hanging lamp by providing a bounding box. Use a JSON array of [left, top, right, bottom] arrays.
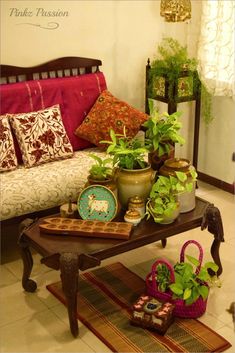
[[160, 0, 191, 22]]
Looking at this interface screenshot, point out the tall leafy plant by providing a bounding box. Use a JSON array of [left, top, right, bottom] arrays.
[[143, 98, 185, 156], [100, 128, 149, 170]]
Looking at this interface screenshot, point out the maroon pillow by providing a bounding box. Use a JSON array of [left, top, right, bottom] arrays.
[[0, 115, 18, 172]]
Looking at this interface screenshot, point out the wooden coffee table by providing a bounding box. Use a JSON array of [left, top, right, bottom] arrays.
[[18, 197, 224, 337]]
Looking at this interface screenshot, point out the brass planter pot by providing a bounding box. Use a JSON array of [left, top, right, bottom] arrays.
[[116, 165, 156, 209]]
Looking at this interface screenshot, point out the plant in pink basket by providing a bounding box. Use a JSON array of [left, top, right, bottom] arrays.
[[169, 255, 218, 305], [146, 240, 220, 318]]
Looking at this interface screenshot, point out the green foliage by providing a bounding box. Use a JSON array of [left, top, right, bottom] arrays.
[[155, 255, 219, 305], [156, 264, 171, 292], [146, 194, 178, 223], [169, 255, 219, 305], [145, 169, 197, 223], [143, 98, 185, 156], [88, 154, 113, 180], [148, 37, 213, 124], [201, 84, 214, 124], [150, 37, 198, 83], [100, 128, 149, 170]]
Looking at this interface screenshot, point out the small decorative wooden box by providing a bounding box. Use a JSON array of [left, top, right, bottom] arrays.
[[131, 294, 175, 335]]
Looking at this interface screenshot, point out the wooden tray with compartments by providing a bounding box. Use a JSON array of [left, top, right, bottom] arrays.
[[39, 217, 133, 240]]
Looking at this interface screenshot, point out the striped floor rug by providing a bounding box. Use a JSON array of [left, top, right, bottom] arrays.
[[47, 262, 231, 352]]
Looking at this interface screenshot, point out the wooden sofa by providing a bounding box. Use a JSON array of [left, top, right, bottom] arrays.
[[0, 57, 109, 240]]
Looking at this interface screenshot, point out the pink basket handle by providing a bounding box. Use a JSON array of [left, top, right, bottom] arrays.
[[180, 240, 203, 275], [146, 258, 175, 293]]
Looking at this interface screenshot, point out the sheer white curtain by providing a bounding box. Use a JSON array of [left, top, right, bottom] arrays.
[[197, 0, 235, 97]]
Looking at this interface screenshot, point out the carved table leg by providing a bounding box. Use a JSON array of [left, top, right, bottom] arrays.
[[18, 219, 37, 292], [60, 252, 79, 337], [201, 204, 224, 276], [18, 233, 37, 292]]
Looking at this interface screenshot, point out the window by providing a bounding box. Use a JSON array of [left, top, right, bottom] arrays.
[[197, 0, 235, 97]]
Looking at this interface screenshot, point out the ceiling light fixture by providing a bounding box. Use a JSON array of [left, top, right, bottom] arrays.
[[160, 0, 191, 22]]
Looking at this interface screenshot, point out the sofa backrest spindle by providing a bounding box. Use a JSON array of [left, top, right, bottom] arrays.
[[0, 56, 102, 85]]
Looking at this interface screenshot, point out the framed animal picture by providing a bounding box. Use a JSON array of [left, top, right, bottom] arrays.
[[77, 185, 118, 221]]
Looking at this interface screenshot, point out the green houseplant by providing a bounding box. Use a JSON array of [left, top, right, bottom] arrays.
[[145, 239, 220, 318], [143, 98, 185, 170], [101, 128, 149, 170], [148, 37, 213, 124], [101, 128, 155, 208], [146, 170, 195, 224], [88, 154, 113, 181], [159, 159, 198, 213], [155, 253, 219, 306], [85, 154, 117, 194]]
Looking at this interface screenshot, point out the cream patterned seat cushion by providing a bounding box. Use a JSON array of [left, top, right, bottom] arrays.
[[0, 148, 107, 221]]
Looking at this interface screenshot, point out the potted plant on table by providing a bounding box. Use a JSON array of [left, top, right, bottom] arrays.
[[143, 98, 185, 171], [100, 128, 155, 208], [145, 170, 194, 224], [159, 158, 198, 213], [86, 154, 117, 194]]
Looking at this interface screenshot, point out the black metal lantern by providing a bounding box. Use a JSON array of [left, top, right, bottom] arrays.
[[145, 59, 201, 170]]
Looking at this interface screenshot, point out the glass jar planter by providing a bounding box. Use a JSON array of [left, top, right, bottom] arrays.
[[159, 158, 196, 213]]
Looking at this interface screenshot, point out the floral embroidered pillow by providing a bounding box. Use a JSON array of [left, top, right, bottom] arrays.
[[75, 90, 149, 147], [0, 115, 18, 172], [9, 105, 73, 168]]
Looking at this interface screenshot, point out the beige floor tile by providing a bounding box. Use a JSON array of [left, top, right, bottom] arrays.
[[0, 281, 48, 327], [198, 312, 227, 330], [216, 325, 235, 352], [205, 287, 235, 326], [30, 270, 63, 309], [196, 189, 235, 241], [225, 237, 235, 247], [50, 304, 112, 352], [196, 181, 219, 196], [145, 231, 215, 264], [0, 265, 18, 288], [0, 309, 94, 353], [5, 253, 51, 280]]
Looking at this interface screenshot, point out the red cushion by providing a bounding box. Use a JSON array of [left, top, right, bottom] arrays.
[[0, 72, 107, 160], [75, 90, 149, 147], [0, 115, 18, 172]]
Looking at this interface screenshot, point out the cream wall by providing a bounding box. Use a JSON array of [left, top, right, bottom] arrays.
[[1, 0, 234, 185], [198, 97, 235, 184]]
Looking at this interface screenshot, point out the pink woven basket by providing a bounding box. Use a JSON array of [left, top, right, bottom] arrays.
[[145, 240, 208, 319]]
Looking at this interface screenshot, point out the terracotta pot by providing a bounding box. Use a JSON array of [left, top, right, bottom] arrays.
[[116, 165, 156, 209]]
